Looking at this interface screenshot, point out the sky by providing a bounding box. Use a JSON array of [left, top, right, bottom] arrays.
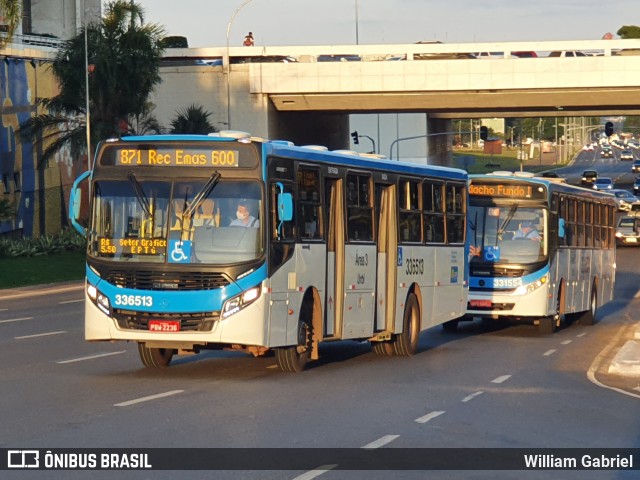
[[131, 0, 637, 48]]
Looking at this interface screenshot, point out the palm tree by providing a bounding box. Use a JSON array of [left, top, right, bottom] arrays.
[[0, 0, 21, 48], [17, 0, 166, 167], [169, 104, 216, 134]]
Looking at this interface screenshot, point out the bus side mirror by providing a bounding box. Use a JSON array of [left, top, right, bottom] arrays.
[[558, 218, 565, 238], [69, 170, 91, 236], [277, 192, 293, 222]]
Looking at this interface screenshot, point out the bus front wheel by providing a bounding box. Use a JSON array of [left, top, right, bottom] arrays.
[[393, 293, 420, 356], [137, 343, 174, 368], [275, 320, 311, 373]]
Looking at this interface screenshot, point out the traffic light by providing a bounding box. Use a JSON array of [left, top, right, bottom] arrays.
[[479, 126, 488, 141], [351, 131, 359, 144], [605, 121, 614, 137]]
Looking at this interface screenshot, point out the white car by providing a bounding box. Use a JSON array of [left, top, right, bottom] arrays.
[[611, 189, 640, 212]]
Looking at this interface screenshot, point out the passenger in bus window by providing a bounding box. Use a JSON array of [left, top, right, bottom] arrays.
[[513, 221, 541, 241], [230, 200, 259, 227]]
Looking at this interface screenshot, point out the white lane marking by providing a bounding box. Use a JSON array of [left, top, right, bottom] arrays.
[[0, 308, 7, 312], [15, 330, 66, 339], [0, 316, 33, 324], [561, 340, 572, 345], [267, 364, 278, 369], [114, 390, 184, 407], [462, 391, 484, 402], [291, 465, 338, 480], [544, 349, 557, 356], [576, 333, 587, 338], [415, 411, 445, 424], [362, 435, 400, 449], [59, 299, 84, 305], [56, 351, 126, 364], [491, 375, 511, 384]]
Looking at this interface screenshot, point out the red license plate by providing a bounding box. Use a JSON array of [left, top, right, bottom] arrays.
[[469, 300, 492, 308], [148, 320, 181, 332]]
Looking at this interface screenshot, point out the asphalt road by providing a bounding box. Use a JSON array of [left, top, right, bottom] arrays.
[[1, 150, 639, 480]]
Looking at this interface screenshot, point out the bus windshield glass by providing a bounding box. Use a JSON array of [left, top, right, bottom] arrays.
[[89, 179, 263, 264], [468, 205, 547, 264]]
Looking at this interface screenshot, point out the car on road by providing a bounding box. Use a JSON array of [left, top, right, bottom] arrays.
[[611, 189, 640, 212], [634, 177, 640, 196], [621, 149, 634, 161], [615, 216, 640, 247], [581, 170, 598, 186], [600, 147, 614, 158], [548, 50, 589, 57], [632, 160, 640, 173], [592, 177, 613, 190]]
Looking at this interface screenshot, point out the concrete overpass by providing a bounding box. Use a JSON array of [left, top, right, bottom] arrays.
[[151, 39, 640, 164]]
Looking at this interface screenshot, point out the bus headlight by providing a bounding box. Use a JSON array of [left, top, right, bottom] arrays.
[[87, 284, 111, 315], [222, 286, 261, 319], [514, 274, 548, 296]]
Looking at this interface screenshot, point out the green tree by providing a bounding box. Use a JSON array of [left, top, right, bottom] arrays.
[[169, 104, 216, 134], [0, 0, 21, 48], [617, 26, 640, 39], [18, 0, 166, 166], [0, 197, 15, 221]]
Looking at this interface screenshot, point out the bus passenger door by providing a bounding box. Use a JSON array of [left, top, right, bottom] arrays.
[[324, 178, 344, 337], [375, 184, 397, 332]]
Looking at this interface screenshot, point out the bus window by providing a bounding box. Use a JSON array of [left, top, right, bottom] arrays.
[[346, 173, 373, 242], [446, 183, 465, 244], [399, 179, 422, 243], [297, 168, 323, 240], [423, 181, 445, 243]]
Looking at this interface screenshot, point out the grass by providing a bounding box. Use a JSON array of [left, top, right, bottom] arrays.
[[0, 251, 86, 290]]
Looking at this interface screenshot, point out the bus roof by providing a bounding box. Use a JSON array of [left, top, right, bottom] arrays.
[[106, 133, 468, 181]]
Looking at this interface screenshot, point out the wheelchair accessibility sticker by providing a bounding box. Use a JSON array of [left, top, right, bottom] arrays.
[[168, 240, 192, 263]]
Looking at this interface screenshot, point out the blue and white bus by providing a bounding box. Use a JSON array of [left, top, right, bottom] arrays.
[[465, 172, 616, 333], [70, 132, 468, 372]]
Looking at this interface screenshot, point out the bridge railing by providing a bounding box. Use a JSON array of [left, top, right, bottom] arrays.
[[163, 39, 640, 64]]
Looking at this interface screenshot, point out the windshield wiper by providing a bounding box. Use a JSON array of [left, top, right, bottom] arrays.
[[497, 204, 518, 240], [127, 172, 152, 218], [183, 172, 221, 219]]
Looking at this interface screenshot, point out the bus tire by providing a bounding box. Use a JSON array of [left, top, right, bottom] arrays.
[[393, 293, 420, 356], [372, 340, 395, 356], [577, 284, 598, 326], [539, 316, 556, 334], [275, 319, 311, 373], [137, 343, 174, 368]]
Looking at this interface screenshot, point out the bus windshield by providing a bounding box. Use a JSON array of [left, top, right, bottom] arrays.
[[468, 205, 547, 264], [89, 179, 263, 264]]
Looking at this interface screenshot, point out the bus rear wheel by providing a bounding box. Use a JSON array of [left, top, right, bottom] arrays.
[[138, 343, 174, 368], [393, 294, 420, 356], [275, 320, 311, 373], [577, 284, 598, 326]]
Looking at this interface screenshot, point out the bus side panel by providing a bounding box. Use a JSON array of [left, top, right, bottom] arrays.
[[395, 245, 432, 333], [342, 244, 376, 339], [267, 256, 293, 347], [431, 247, 466, 326], [292, 242, 327, 340]]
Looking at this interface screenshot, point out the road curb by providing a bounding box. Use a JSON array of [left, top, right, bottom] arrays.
[[608, 339, 640, 377]]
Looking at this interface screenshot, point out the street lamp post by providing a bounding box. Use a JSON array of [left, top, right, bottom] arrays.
[[226, 0, 254, 130], [355, 0, 359, 45]]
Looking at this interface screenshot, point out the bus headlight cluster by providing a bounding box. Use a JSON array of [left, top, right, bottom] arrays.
[[514, 274, 548, 296], [87, 284, 111, 315], [222, 286, 261, 319]]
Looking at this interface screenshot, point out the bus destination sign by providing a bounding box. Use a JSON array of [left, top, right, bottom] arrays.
[[114, 148, 240, 168], [469, 181, 546, 199], [98, 237, 167, 256]]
